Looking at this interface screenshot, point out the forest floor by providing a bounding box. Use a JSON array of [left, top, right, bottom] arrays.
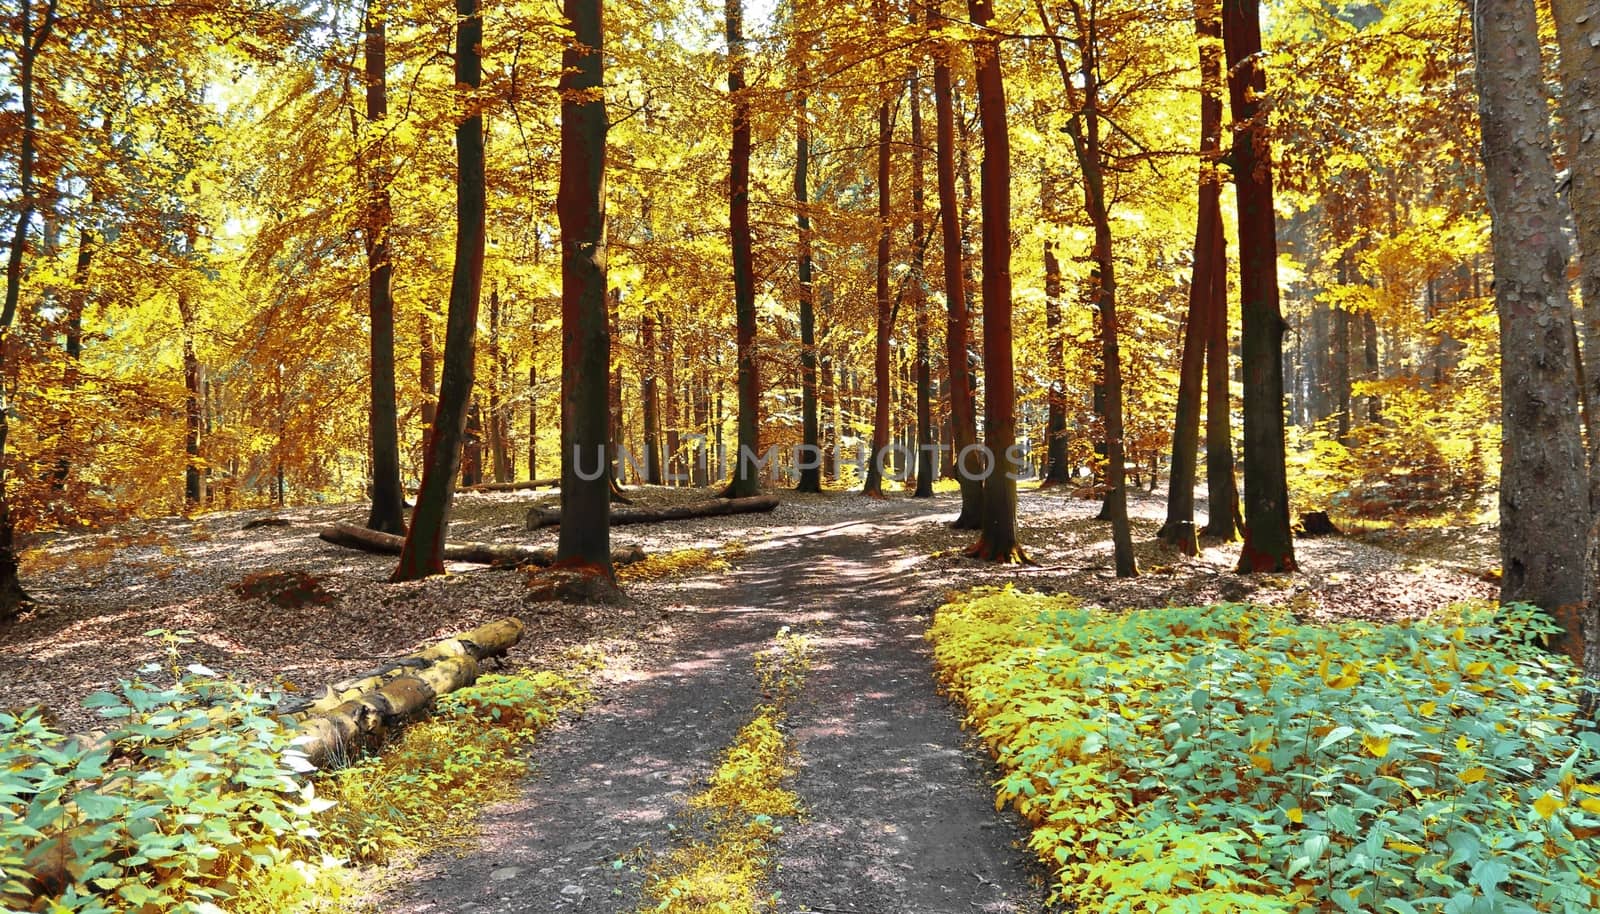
[[0, 483, 1497, 912]]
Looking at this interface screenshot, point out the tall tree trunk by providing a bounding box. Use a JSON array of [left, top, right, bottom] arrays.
[[911, 57, 934, 498], [966, 0, 1023, 562], [863, 45, 894, 500], [1041, 176, 1069, 488], [489, 289, 511, 483], [1203, 219, 1241, 539], [932, 0, 982, 527], [1473, 0, 1588, 630], [723, 0, 761, 498], [642, 314, 663, 484], [693, 361, 710, 486], [392, 0, 486, 582], [420, 312, 437, 431], [795, 49, 822, 493], [537, 361, 544, 480], [553, 0, 613, 574], [1159, 0, 1224, 554], [1039, 0, 1133, 575], [364, 2, 406, 534], [181, 286, 203, 510], [662, 311, 679, 484], [1224, 0, 1295, 573]]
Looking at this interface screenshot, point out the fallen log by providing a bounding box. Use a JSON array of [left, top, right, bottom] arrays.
[[318, 522, 645, 567], [278, 617, 524, 719], [463, 477, 560, 492], [525, 494, 780, 531]]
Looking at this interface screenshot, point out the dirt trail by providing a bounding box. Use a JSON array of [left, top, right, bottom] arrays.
[[379, 497, 1045, 914]]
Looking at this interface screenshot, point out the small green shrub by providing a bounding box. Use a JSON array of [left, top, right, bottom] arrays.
[[929, 589, 1600, 913]]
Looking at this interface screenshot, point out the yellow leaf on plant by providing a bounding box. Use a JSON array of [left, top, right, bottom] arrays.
[[1459, 767, 1488, 784], [1362, 734, 1391, 758], [1456, 735, 1470, 753], [1579, 799, 1600, 814], [1465, 661, 1490, 676], [1417, 701, 1437, 716], [1251, 754, 1274, 773], [1386, 840, 1426, 854], [1533, 792, 1564, 820], [1286, 807, 1303, 824]]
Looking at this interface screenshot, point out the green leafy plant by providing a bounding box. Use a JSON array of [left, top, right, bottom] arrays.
[[929, 588, 1600, 913]]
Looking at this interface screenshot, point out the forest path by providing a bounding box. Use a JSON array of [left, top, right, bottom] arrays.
[[378, 494, 1046, 914]]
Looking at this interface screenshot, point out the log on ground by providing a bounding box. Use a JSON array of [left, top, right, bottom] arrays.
[[463, 478, 560, 492], [525, 494, 780, 530], [318, 522, 644, 567]]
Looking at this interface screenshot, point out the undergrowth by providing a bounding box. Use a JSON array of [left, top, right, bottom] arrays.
[[929, 588, 1600, 913], [619, 543, 746, 584], [1, 632, 591, 914], [640, 628, 808, 914]]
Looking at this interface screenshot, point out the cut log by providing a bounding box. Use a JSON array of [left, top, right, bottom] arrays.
[[318, 522, 645, 567], [463, 477, 560, 492], [525, 494, 780, 530]]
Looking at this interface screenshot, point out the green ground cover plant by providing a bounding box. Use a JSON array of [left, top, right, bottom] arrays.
[[928, 588, 1600, 913]]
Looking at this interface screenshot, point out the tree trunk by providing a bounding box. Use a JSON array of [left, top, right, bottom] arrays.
[[461, 399, 484, 487], [723, 0, 761, 499], [863, 45, 894, 500], [1224, 0, 1295, 573], [911, 57, 934, 498], [662, 312, 680, 484], [1041, 178, 1069, 489], [1474, 0, 1589, 631], [966, 0, 1023, 562], [1040, 0, 1133, 575], [932, 0, 982, 528], [420, 312, 437, 431], [489, 289, 511, 484], [795, 54, 822, 494], [528, 494, 779, 529], [180, 282, 203, 510], [364, 3, 407, 535], [528, 359, 538, 479], [391, 0, 485, 582], [1202, 214, 1241, 540], [555, 0, 614, 577], [642, 314, 663, 484], [1159, 0, 1224, 554]]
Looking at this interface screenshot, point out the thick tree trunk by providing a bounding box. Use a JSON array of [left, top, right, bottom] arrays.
[[528, 493, 778, 529], [911, 59, 934, 498], [932, 0, 982, 528], [181, 285, 203, 510], [555, 0, 614, 577], [863, 54, 894, 500], [966, 0, 1023, 562], [1160, 0, 1224, 554], [1224, 0, 1295, 573], [1474, 0, 1589, 633], [642, 314, 663, 484], [796, 71, 822, 494], [723, 0, 761, 499], [528, 359, 538, 478], [364, 4, 407, 535], [391, 0, 485, 582]]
